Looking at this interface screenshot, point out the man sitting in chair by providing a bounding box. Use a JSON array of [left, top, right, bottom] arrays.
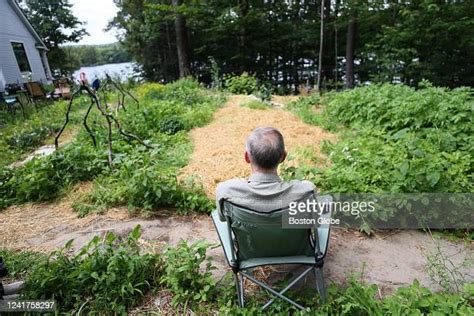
[[216, 126, 315, 220]]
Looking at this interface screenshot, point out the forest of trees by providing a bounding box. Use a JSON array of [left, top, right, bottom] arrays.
[[63, 43, 132, 68], [107, 0, 473, 92]]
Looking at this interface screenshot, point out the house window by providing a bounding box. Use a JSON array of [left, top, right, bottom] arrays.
[[11, 42, 31, 72]]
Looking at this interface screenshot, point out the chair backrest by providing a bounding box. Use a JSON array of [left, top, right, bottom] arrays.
[[25, 82, 45, 98], [223, 201, 315, 261]]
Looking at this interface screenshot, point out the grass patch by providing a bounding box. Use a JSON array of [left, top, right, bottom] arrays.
[[242, 100, 270, 110]]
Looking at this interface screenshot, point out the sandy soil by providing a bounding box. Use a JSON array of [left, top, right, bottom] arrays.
[[1, 95, 472, 295]]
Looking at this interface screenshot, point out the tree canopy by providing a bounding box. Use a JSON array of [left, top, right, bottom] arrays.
[[19, 0, 88, 75], [108, 0, 474, 90]]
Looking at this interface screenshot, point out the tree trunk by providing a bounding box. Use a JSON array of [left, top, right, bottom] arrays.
[[345, 5, 356, 89], [316, 0, 325, 91], [238, 0, 249, 73], [172, 0, 191, 77]]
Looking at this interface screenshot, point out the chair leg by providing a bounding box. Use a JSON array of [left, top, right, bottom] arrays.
[[239, 273, 245, 307], [234, 272, 245, 307], [262, 266, 313, 310], [314, 267, 326, 304]]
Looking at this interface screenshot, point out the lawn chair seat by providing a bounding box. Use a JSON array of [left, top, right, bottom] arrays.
[[25, 81, 46, 100], [211, 194, 332, 310]]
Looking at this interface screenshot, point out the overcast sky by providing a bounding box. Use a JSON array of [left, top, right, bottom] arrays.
[[70, 0, 119, 45]]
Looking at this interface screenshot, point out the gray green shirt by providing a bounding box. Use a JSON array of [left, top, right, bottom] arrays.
[[216, 172, 315, 220]]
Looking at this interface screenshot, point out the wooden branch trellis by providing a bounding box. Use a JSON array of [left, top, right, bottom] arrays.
[[99, 73, 140, 112], [55, 83, 151, 168]]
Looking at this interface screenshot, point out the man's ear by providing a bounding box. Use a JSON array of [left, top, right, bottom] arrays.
[[244, 151, 251, 164], [280, 150, 288, 163]]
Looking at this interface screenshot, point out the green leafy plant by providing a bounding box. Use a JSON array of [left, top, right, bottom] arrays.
[[159, 115, 185, 135], [6, 125, 60, 149], [0, 249, 46, 280], [286, 83, 473, 230], [161, 240, 218, 307], [224, 72, 258, 95], [24, 226, 161, 314], [0, 97, 89, 168]]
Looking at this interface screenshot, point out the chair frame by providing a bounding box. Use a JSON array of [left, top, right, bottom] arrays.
[[0, 92, 26, 118], [212, 195, 332, 310]]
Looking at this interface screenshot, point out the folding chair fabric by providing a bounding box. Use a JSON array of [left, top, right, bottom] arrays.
[[224, 203, 314, 260]]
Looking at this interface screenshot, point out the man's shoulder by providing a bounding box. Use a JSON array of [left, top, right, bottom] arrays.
[[216, 178, 247, 196], [287, 179, 316, 192]]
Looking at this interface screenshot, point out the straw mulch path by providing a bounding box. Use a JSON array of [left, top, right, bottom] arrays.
[[179, 95, 337, 197], [0, 182, 130, 251]]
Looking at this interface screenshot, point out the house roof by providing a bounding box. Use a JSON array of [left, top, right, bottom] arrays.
[[7, 0, 48, 51]]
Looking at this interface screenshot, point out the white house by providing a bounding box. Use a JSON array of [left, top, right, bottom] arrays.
[[0, 0, 52, 92]]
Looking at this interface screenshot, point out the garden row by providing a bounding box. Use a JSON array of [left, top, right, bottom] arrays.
[[285, 81, 473, 232], [0, 79, 224, 213]]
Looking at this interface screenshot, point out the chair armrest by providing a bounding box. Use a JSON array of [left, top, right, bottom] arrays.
[[211, 210, 237, 267]]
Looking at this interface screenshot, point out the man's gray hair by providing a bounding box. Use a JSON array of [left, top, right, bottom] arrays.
[[246, 127, 285, 169]]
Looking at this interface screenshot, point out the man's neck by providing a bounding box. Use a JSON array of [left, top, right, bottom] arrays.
[[251, 166, 279, 176]]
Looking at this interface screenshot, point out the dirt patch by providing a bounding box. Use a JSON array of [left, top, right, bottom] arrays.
[[180, 95, 337, 196], [0, 183, 129, 252]]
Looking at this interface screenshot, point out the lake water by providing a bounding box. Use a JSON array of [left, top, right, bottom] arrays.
[[73, 62, 139, 83]]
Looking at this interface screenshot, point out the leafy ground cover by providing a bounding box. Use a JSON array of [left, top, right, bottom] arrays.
[[285, 82, 473, 231], [1, 227, 472, 314], [0, 79, 224, 213], [0, 99, 89, 168], [286, 81, 473, 193]]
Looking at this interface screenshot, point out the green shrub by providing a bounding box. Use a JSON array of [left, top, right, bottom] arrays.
[[159, 115, 185, 135], [135, 82, 165, 100], [24, 226, 161, 314], [0, 249, 46, 280], [0, 143, 108, 207], [161, 240, 218, 307], [224, 72, 258, 94], [257, 82, 273, 102]]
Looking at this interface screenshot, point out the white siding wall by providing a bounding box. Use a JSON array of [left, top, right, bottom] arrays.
[[0, 0, 48, 91]]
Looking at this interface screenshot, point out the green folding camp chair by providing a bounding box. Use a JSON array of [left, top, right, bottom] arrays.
[[211, 195, 332, 310]]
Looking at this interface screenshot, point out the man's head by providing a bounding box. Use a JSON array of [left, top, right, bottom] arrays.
[[245, 127, 287, 172]]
